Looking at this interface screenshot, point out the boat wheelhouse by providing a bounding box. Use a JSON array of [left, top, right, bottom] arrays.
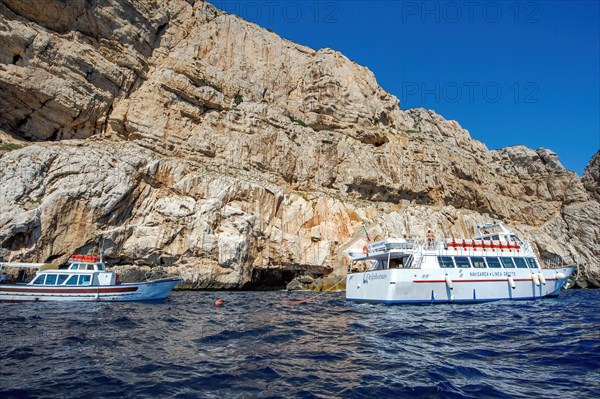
[[0, 255, 180, 302], [346, 223, 576, 304]]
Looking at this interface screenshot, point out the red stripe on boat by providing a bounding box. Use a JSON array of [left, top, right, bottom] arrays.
[[412, 278, 558, 283]]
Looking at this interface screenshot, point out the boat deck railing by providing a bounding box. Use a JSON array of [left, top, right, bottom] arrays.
[[541, 255, 576, 269], [423, 241, 537, 258], [0, 262, 46, 269], [353, 239, 537, 258], [366, 240, 418, 253]]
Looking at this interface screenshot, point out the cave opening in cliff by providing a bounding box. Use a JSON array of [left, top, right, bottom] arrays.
[[44, 253, 64, 263], [2, 231, 33, 251], [244, 269, 305, 290]]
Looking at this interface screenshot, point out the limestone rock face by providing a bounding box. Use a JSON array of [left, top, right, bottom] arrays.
[[0, 0, 166, 140], [1, 0, 598, 288], [583, 150, 600, 201]]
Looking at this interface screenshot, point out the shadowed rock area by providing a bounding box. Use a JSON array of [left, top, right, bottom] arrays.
[[1, 0, 598, 288]]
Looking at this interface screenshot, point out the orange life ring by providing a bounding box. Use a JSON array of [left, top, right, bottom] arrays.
[[363, 246, 369, 254]]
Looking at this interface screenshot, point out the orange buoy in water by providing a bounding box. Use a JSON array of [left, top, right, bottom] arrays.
[[214, 299, 223, 307]]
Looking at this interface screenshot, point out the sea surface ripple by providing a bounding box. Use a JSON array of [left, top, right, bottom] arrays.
[[1, 289, 599, 398]]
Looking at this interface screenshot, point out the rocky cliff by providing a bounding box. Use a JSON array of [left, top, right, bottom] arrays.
[[1, 0, 598, 288]]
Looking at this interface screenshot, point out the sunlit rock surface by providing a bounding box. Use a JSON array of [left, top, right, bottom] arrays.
[[1, 0, 598, 288]]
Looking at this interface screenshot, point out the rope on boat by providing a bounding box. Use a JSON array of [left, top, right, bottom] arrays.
[[288, 275, 346, 305]]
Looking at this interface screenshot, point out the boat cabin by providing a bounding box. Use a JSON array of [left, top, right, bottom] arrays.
[[30, 270, 116, 286], [67, 263, 106, 271], [367, 254, 415, 271], [474, 223, 523, 244], [31, 272, 95, 286], [29, 260, 116, 287], [351, 223, 542, 273], [436, 256, 540, 269]]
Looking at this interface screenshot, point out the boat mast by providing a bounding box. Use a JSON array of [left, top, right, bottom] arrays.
[[99, 237, 106, 263]]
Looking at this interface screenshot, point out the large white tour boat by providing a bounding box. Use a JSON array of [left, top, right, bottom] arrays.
[[0, 255, 181, 302], [346, 223, 576, 304]]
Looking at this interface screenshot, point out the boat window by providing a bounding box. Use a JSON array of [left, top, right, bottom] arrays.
[[512, 258, 529, 268], [390, 256, 413, 269], [526, 258, 539, 268], [45, 274, 57, 285], [438, 256, 455, 268], [500, 258, 515, 268], [454, 257, 471, 268], [32, 275, 46, 285], [65, 275, 78, 285], [96, 263, 105, 271], [68, 264, 77, 270], [367, 261, 383, 271], [486, 257, 502, 268], [510, 234, 522, 243], [491, 235, 500, 241], [79, 275, 92, 285], [78, 264, 86, 270], [57, 274, 69, 285], [86, 264, 95, 271], [471, 257, 486, 268]]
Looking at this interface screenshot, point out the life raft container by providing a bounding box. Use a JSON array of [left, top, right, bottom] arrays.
[[68, 254, 101, 263]]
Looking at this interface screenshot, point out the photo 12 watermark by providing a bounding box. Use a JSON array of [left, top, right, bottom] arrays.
[[399, 1, 540, 24], [212, 1, 341, 24], [401, 81, 540, 104]]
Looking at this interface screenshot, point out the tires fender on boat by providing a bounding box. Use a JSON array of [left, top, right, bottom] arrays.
[[538, 273, 547, 285], [508, 276, 516, 289]]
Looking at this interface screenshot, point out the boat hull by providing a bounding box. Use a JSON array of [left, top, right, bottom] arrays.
[[346, 267, 575, 304], [0, 278, 181, 302]]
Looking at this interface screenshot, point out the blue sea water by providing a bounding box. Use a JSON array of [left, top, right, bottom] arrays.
[[1, 289, 599, 399]]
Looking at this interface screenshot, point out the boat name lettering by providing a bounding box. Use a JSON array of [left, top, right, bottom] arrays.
[[366, 273, 388, 281], [469, 271, 517, 277]]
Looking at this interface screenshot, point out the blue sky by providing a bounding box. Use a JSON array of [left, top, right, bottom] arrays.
[[212, 0, 600, 175]]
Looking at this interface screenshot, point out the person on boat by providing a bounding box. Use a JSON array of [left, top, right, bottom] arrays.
[[426, 229, 435, 249], [17, 268, 24, 281]]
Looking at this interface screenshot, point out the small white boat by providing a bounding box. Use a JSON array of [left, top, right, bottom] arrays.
[[346, 223, 576, 304], [0, 255, 180, 302]]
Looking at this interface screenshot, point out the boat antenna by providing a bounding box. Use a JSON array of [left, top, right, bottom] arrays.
[[100, 237, 106, 263], [363, 225, 371, 242]]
